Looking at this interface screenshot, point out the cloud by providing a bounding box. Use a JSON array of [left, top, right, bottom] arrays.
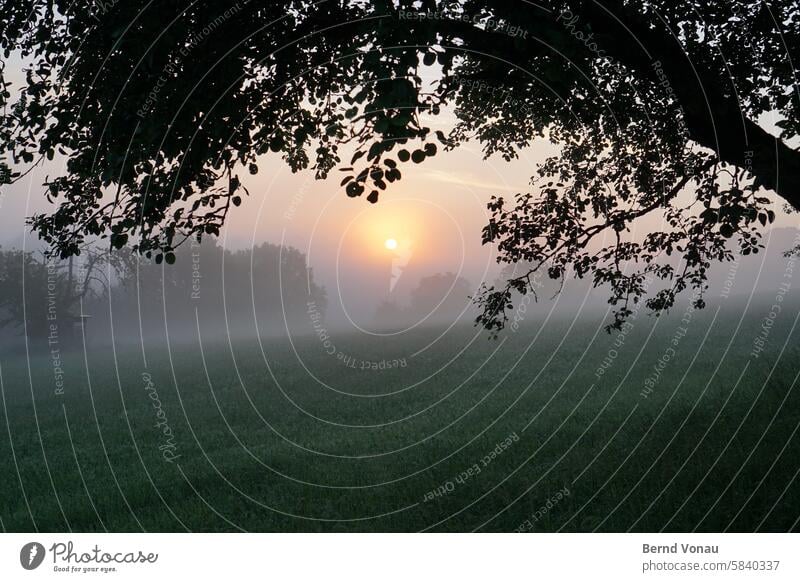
[[421, 169, 522, 193]]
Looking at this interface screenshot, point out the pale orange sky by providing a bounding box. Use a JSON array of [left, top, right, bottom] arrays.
[[1, 104, 797, 325], [0, 129, 553, 323], [3, 52, 798, 326]]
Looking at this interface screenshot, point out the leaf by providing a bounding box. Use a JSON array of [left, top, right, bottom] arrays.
[[110, 233, 128, 249], [346, 182, 364, 197], [700, 208, 717, 224], [269, 136, 284, 152], [720, 223, 734, 238]]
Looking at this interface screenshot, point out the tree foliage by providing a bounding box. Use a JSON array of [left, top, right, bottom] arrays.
[[1, 0, 798, 332]]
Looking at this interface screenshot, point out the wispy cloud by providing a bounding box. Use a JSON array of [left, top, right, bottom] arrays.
[[421, 169, 523, 193]]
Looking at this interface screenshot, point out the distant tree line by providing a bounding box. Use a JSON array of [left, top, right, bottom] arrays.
[[0, 240, 326, 347]]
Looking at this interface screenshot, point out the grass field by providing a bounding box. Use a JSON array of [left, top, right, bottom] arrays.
[[1, 298, 799, 532]]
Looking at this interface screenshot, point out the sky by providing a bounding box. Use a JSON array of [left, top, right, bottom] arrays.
[[3, 131, 798, 329], [1, 53, 798, 328], [0, 107, 558, 324]]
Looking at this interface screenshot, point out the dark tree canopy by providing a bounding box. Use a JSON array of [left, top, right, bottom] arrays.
[[1, 0, 798, 331]]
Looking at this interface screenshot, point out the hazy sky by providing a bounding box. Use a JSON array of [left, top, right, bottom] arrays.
[[0, 107, 557, 323], [1, 57, 797, 326]]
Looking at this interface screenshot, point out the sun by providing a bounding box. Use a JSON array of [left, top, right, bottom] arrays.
[[384, 238, 398, 251]]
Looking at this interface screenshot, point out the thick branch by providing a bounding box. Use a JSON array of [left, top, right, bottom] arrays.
[[578, 0, 800, 209]]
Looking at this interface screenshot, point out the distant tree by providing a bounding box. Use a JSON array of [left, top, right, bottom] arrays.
[[0, 248, 66, 339], [1, 0, 798, 332], [103, 240, 325, 336], [410, 272, 472, 321], [0, 245, 128, 340]]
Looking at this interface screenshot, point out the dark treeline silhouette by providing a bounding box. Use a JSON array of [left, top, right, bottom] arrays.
[[0, 240, 326, 351], [105, 240, 327, 344]]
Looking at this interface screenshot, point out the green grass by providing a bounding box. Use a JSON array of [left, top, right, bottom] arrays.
[[1, 299, 799, 532]]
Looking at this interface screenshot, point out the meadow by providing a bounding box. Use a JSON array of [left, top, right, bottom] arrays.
[[1, 297, 799, 532]]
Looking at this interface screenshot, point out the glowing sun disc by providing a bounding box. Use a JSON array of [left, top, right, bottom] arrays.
[[385, 238, 398, 251]]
